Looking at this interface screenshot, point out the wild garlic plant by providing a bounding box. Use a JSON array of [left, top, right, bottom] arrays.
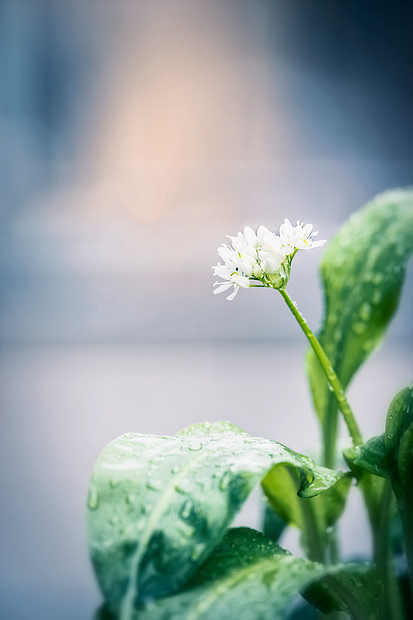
[[88, 189, 413, 620]]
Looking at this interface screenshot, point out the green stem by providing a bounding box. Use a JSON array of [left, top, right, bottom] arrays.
[[374, 480, 405, 620], [300, 497, 325, 563], [393, 481, 413, 599], [286, 469, 325, 563], [327, 526, 339, 565], [323, 411, 338, 470], [278, 288, 363, 451]]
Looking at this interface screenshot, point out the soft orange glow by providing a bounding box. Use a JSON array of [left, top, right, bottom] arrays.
[[70, 3, 300, 224]]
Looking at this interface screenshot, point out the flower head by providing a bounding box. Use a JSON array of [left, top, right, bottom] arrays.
[[279, 219, 326, 253], [212, 219, 326, 300]]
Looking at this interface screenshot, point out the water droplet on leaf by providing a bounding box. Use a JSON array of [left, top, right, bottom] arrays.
[[147, 479, 162, 492], [220, 471, 233, 491], [180, 499, 194, 521], [88, 486, 99, 511]]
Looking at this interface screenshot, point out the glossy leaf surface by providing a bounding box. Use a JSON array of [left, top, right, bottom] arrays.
[[111, 528, 380, 620], [307, 189, 413, 436], [87, 421, 346, 616]]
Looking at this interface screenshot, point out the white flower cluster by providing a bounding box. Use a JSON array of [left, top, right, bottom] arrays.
[[212, 219, 326, 300]]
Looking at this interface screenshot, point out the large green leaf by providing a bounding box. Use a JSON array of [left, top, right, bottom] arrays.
[[262, 465, 352, 561], [87, 421, 347, 616], [307, 189, 413, 459], [95, 528, 380, 620]]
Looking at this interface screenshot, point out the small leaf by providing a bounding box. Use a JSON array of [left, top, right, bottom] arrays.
[[262, 465, 352, 560], [347, 385, 413, 484], [307, 189, 413, 444], [344, 434, 391, 479], [87, 421, 347, 615], [262, 466, 352, 530], [135, 528, 381, 620]]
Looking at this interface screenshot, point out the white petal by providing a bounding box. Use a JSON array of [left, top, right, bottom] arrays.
[[213, 282, 233, 295], [257, 225, 272, 245], [232, 274, 250, 288], [302, 223, 313, 237], [301, 239, 326, 249], [213, 265, 232, 279], [226, 287, 239, 301], [218, 245, 236, 266], [243, 226, 257, 247]]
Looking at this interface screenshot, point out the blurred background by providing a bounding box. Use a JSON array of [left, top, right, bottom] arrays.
[[1, 1, 412, 618]]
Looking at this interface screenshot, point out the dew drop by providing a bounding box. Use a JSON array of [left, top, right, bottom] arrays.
[[88, 485, 100, 511], [125, 493, 136, 505], [188, 441, 203, 452], [147, 479, 162, 492], [136, 516, 146, 530], [359, 303, 371, 321], [372, 290, 382, 305], [220, 471, 233, 491], [180, 499, 194, 521], [178, 523, 195, 538], [191, 543, 205, 561], [352, 322, 365, 335], [333, 329, 341, 343]]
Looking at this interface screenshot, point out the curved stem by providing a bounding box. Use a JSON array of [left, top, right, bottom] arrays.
[[278, 288, 363, 448]]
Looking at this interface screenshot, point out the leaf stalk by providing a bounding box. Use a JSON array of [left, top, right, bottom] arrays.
[[278, 288, 363, 451]]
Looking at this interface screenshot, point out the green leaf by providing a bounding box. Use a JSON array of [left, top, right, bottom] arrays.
[[262, 465, 352, 561], [303, 566, 382, 619], [344, 384, 413, 485], [131, 529, 381, 620], [344, 434, 391, 479], [307, 189, 413, 454], [385, 382, 413, 457], [87, 421, 347, 616]]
